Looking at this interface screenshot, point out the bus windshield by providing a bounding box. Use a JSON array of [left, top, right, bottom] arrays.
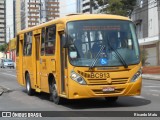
[[67, 20, 140, 67]]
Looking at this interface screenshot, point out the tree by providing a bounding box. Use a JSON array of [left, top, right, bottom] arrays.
[[0, 43, 8, 53], [93, 0, 136, 17], [140, 48, 149, 66]]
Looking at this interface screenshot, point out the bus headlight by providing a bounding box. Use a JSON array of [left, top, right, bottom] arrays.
[[70, 71, 86, 85], [131, 69, 142, 82]]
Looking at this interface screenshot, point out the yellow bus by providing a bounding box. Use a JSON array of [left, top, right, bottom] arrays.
[[16, 14, 142, 104]]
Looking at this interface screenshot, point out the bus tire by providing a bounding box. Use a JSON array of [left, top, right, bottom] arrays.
[[49, 82, 63, 105], [105, 97, 118, 103], [25, 73, 34, 95]]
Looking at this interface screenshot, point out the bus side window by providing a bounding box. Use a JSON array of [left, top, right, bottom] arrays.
[[41, 28, 45, 56], [45, 25, 56, 55], [23, 33, 27, 56], [26, 32, 32, 56], [16, 35, 19, 56], [23, 32, 32, 56]]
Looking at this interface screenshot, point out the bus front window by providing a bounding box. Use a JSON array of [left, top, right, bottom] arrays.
[[67, 20, 140, 67]]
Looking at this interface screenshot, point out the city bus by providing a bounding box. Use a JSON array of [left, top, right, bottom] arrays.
[[16, 14, 142, 104]]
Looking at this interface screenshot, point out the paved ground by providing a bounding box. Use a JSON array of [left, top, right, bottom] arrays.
[[142, 74, 160, 80], [0, 68, 160, 120], [0, 86, 3, 95]]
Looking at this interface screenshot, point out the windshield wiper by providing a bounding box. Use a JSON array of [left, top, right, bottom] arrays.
[[108, 42, 128, 68], [89, 45, 105, 70]]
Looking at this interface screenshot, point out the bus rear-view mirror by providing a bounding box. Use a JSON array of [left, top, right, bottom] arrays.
[[61, 33, 68, 48]]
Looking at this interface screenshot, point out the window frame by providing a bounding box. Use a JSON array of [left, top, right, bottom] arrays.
[[45, 25, 56, 56], [23, 32, 33, 56], [16, 35, 19, 57], [41, 27, 45, 56]]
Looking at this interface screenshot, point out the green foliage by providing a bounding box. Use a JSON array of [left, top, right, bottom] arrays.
[[140, 48, 149, 66], [106, 0, 124, 15], [96, 0, 108, 6], [94, 0, 136, 16], [0, 43, 8, 53]]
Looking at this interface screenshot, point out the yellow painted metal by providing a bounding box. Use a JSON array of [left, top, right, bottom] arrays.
[[66, 63, 142, 99], [16, 14, 142, 100], [16, 34, 24, 86]]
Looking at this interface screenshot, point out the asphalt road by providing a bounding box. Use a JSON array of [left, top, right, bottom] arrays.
[[0, 68, 160, 120]]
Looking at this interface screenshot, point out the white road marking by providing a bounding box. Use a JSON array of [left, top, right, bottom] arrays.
[[5, 71, 13, 73], [1, 73, 16, 77], [143, 82, 160, 85], [133, 96, 145, 99], [152, 94, 159, 97], [0, 69, 15, 73], [6, 70, 13, 72], [144, 86, 160, 88], [150, 90, 160, 93]]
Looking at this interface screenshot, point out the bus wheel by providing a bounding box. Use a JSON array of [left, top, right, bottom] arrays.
[[105, 97, 118, 103], [49, 82, 63, 105], [25, 73, 34, 95]]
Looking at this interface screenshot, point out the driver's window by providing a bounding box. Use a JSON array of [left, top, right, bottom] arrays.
[[118, 31, 130, 49], [120, 32, 133, 50]]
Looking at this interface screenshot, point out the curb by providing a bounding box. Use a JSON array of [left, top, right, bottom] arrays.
[[0, 88, 4, 96], [0, 86, 11, 96]]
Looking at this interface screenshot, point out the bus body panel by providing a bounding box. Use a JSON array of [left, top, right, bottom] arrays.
[[22, 56, 34, 87], [40, 56, 56, 93], [16, 34, 24, 86], [55, 24, 68, 97], [66, 63, 142, 99], [67, 78, 142, 99]]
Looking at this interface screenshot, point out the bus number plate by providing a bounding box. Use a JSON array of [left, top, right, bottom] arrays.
[[102, 87, 115, 92], [90, 73, 110, 79]]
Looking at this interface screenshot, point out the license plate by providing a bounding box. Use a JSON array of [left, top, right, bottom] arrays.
[[102, 87, 115, 92]]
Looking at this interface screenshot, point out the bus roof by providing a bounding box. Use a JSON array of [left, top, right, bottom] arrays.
[[64, 14, 130, 21], [17, 14, 131, 35]]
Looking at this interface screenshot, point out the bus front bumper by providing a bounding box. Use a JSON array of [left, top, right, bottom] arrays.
[[68, 77, 142, 99]]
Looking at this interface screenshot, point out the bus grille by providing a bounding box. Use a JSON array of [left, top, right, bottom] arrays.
[[111, 78, 128, 85], [87, 78, 128, 85], [92, 88, 124, 94]]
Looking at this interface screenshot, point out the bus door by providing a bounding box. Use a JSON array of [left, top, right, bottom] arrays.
[[17, 34, 24, 85], [20, 37, 24, 85], [33, 29, 41, 92], [57, 24, 68, 96]]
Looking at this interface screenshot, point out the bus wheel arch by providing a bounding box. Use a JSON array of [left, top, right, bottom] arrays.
[[48, 73, 56, 86], [48, 73, 64, 105], [25, 71, 34, 95]]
